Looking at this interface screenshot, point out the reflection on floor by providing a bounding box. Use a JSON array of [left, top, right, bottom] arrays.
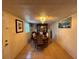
[[15, 42, 73, 59]]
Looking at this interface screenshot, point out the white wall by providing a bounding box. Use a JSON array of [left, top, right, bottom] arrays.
[[2, 11, 29, 59], [52, 14, 77, 59]]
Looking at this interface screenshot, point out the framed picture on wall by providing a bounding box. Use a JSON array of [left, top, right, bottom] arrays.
[[15, 19, 23, 33], [58, 17, 72, 28], [37, 23, 48, 32]]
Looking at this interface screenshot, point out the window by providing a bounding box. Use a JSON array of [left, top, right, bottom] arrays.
[[24, 22, 30, 32]]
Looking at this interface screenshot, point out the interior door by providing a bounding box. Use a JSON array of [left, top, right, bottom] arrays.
[[2, 12, 10, 59]]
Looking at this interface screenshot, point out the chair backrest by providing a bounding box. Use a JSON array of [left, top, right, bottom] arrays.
[[32, 32, 37, 38], [33, 33, 36, 38]]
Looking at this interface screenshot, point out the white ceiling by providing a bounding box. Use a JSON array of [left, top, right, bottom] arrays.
[[3, 0, 76, 23]]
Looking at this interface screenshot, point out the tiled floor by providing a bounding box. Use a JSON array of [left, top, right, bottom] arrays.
[[15, 42, 73, 59]]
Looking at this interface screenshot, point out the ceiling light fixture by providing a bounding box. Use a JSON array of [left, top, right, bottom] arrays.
[[40, 16, 46, 24], [35, 16, 53, 23]]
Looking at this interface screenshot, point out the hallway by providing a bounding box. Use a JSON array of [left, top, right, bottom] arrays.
[[2, 0, 77, 59], [15, 42, 73, 59]]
